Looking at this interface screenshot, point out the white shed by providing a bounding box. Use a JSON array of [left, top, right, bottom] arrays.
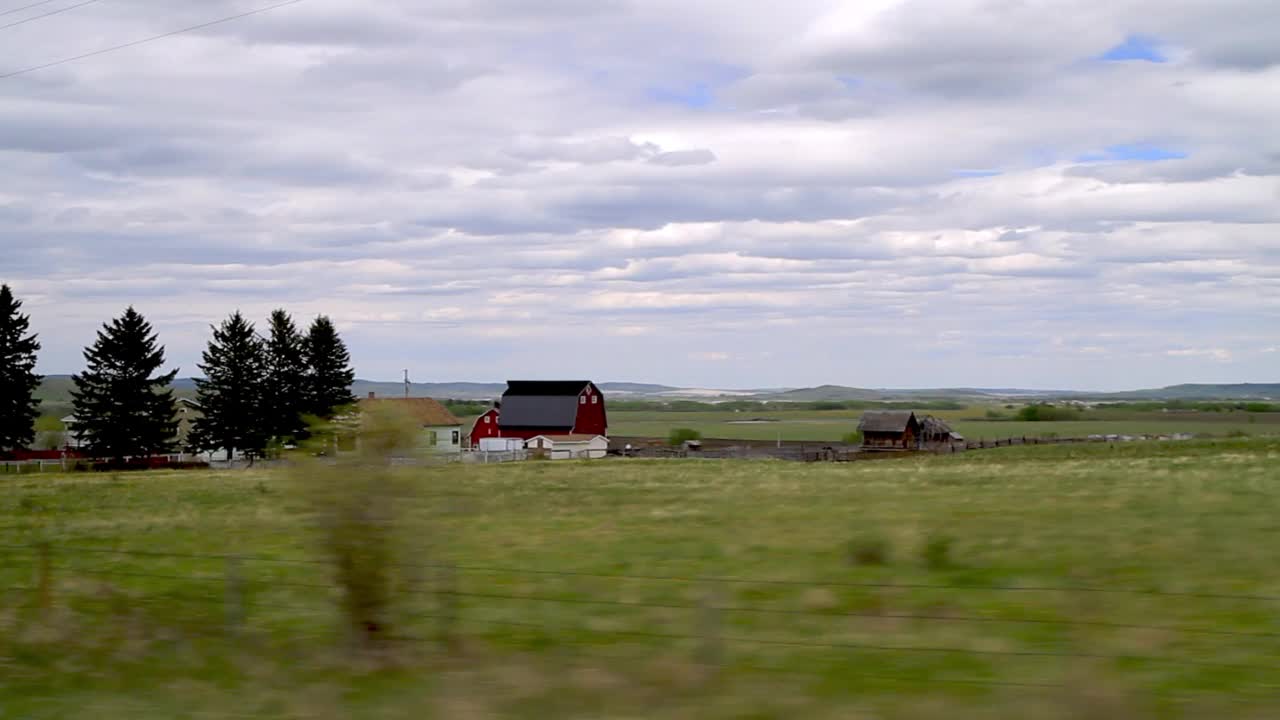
[[525, 434, 609, 460], [478, 437, 524, 452]]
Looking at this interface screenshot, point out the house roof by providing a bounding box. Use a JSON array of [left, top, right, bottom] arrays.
[[858, 411, 918, 433], [919, 415, 954, 434], [358, 397, 461, 427], [504, 380, 595, 397]]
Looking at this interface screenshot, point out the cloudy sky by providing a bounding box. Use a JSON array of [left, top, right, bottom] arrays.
[[3, 0, 1278, 390]]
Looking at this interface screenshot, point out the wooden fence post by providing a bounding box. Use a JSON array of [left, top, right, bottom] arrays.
[[36, 542, 52, 614], [225, 555, 243, 637], [697, 580, 724, 683], [437, 563, 459, 653]]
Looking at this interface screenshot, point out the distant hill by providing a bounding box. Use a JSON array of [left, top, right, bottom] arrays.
[[599, 382, 681, 394], [1095, 383, 1280, 401], [354, 380, 506, 400], [764, 385, 887, 402], [34, 375, 1279, 409]]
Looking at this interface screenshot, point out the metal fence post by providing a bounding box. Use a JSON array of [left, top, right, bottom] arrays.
[[225, 555, 243, 637], [697, 580, 724, 682]]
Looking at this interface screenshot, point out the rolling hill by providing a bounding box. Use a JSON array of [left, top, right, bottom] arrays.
[[33, 375, 1279, 410]]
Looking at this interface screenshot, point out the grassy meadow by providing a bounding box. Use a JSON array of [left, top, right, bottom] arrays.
[[4, 438, 1280, 718]]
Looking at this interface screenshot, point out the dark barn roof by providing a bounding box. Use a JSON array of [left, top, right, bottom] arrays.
[[858, 411, 918, 433], [504, 380, 594, 397], [500, 380, 597, 429]]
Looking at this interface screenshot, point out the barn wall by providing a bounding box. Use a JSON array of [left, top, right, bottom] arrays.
[[862, 431, 907, 448], [499, 427, 569, 441], [470, 409, 501, 448], [572, 384, 608, 436]]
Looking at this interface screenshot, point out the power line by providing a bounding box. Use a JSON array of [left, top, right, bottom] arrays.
[[0, 0, 102, 30], [0, 0, 58, 18], [0, 0, 307, 80]]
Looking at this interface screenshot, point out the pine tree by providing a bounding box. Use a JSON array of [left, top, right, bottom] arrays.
[[70, 307, 178, 461], [0, 285, 42, 453], [190, 311, 269, 461], [264, 309, 309, 443], [304, 316, 355, 419]]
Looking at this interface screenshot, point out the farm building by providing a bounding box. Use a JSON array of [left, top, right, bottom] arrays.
[[61, 396, 204, 453], [496, 380, 607, 441], [469, 405, 501, 448], [857, 411, 920, 450], [359, 394, 463, 453], [525, 434, 609, 460], [919, 415, 963, 447]]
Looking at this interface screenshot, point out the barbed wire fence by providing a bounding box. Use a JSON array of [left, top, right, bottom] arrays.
[[4, 542, 1280, 706]]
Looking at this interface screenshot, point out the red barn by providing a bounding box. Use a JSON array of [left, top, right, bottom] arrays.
[[469, 405, 502, 448], [497, 381, 607, 441]]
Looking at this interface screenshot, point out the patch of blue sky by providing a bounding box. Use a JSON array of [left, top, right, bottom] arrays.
[[647, 62, 749, 109], [1078, 143, 1188, 163], [1099, 34, 1167, 62], [648, 82, 715, 108]]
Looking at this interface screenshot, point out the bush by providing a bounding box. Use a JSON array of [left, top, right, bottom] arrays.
[[841, 431, 862, 445], [1015, 404, 1082, 422], [1244, 403, 1276, 413], [921, 534, 954, 570], [292, 403, 423, 653], [847, 534, 890, 566], [668, 428, 703, 446], [984, 408, 1007, 420]]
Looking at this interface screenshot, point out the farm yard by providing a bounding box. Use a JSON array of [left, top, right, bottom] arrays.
[[4, 437, 1280, 718]]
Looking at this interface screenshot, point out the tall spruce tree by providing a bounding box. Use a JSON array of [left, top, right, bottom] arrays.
[[70, 307, 178, 461], [304, 315, 355, 419], [264, 309, 308, 443], [190, 311, 269, 461], [0, 285, 42, 453]]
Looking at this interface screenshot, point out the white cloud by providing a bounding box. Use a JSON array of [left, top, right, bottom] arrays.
[[1166, 348, 1234, 362], [1, 0, 1278, 389]]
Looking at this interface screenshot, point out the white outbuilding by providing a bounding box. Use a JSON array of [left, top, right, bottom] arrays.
[[524, 434, 609, 459]]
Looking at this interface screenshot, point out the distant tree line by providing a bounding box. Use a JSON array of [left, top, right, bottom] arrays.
[[0, 284, 356, 461], [606, 399, 969, 413]]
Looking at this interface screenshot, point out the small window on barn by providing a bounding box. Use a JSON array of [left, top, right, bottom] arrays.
[[580, 395, 587, 405], [592, 395, 598, 404], [484, 416, 490, 424]]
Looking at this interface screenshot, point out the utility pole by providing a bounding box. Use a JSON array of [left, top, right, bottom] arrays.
[[403, 369, 410, 399]]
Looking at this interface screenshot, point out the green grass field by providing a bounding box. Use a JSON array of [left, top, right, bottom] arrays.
[[4, 438, 1280, 718], [604, 407, 1280, 442]]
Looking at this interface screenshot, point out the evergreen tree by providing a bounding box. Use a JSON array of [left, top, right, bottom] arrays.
[[0, 285, 42, 453], [304, 315, 355, 419], [264, 309, 308, 443], [70, 307, 178, 461], [190, 311, 270, 461]]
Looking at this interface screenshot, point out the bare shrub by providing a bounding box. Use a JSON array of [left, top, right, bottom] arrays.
[[921, 533, 954, 570], [291, 402, 422, 653], [847, 534, 890, 566]]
